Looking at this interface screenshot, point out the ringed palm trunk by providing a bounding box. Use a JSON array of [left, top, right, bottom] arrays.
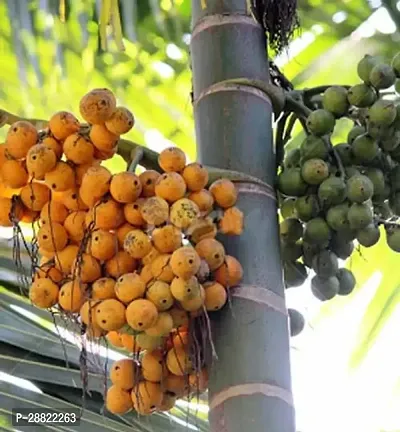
[[190, 1, 295, 431]]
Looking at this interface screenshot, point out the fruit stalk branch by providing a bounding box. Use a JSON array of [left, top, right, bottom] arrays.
[[0, 107, 271, 189], [0, 108, 49, 130], [375, 218, 400, 227], [283, 113, 300, 143], [331, 146, 346, 179], [299, 85, 351, 98], [275, 112, 291, 170]]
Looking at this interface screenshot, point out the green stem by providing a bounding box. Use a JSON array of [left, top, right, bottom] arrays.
[[276, 112, 290, 170], [300, 85, 351, 98], [298, 116, 309, 133], [127, 147, 144, 172], [331, 146, 345, 179], [0, 108, 49, 129], [285, 94, 312, 118], [381, 0, 400, 30], [283, 113, 299, 144], [376, 218, 400, 227], [305, 95, 323, 111], [117, 139, 161, 171]]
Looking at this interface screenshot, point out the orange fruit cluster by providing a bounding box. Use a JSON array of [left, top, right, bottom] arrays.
[[0, 88, 245, 416], [106, 330, 209, 415]]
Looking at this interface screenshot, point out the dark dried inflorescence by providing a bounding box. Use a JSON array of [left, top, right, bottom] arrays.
[[250, 0, 300, 53], [269, 60, 294, 90]]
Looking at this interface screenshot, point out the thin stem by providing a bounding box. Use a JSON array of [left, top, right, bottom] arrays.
[[375, 218, 400, 227], [300, 85, 351, 98], [298, 116, 309, 133], [331, 146, 345, 179], [117, 139, 161, 171], [306, 95, 323, 111], [0, 108, 48, 129], [275, 112, 290, 170], [127, 147, 144, 172], [285, 94, 312, 118], [282, 113, 298, 144]]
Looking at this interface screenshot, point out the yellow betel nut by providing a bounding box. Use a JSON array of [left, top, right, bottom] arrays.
[[110, 359, 137, 390], [164, 373, 189, 398], [64, 211, 86, 243], [0, 197, 22, 227], [152, 225, 182, 253], [20, 182, 51, 211], [195, 238, 225, 271], [123, 229, 152, 259], [186, 217, 217, 244], [37, 222, 68, 252], [90, 124, 118, 151], [139, 170, 160, 197], [80, 300, 101, 326], [88, 230, 117, 261], [72, 253, 101, 283], [209, 178, 238, 208], [54, 245, 79, 275], [170, 246, 201, 279], [105, 251, 137, 278], [182, 162, 209, 191], [49, 111, 80, 140], [142, 247, 161, 266], [106, 330, 123, 347], [95, 299, 126, 331], [79, 88, 116, 125], [219, 206, 244, 235], [44, 161, 76, 192], [26, 144, 57, 180], [170, 198, 200, 229], [124, 199, 146, 226], [29, 278, 59, 309], [115, 272, 146, 304], [145, 312, 174, 337], [40, 201, 68, 225], [6, 121, 38, 159], [105, 106, 135, 135], [155, 172, 187, 203], [135, 333, 163, 351], [150, 254, 174, 283], [204, 281, 227, 311], [79, 165, 112, 207], [166, 347, 193, 376], [180, 285, 205, 312], [214, 255, 243, 287], [110, 172, 142, 203], [170, 276, 201, 302], [86, 198, 124, 231], [141, 350, 168, 382], [58, 279, 86, 312], [146, 280, 174, 311], [158, 147, 186, 172], [106, 385, 133, 415], [125, 299, 158, 331], [131, 381, 163, 415], [1, 160, 28, 188], [140, 196, 169, 226], [92, 277, 116, 300], [188, 189, 214, 213]]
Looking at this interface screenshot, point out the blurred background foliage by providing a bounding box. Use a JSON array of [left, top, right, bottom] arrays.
[[0, 0, 400, 431]]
